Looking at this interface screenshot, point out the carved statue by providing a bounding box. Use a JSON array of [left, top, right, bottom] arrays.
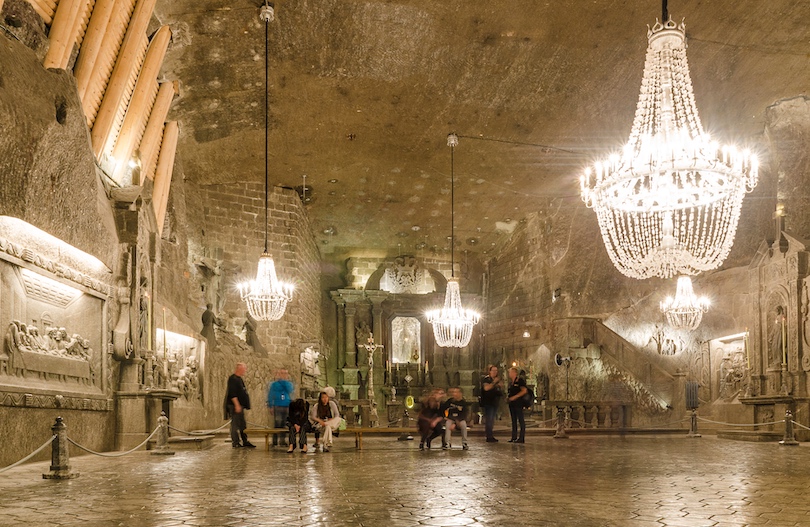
[[243, 311, 266, 356], [200, 303, 217, 347], [768, 305, 785, 367]]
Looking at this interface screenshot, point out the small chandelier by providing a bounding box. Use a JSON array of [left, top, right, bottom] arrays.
[[238, 2, 294, 322], [580, 1, 758, 280], [660, 276, 709, 330], [426, 134, 480, 348]]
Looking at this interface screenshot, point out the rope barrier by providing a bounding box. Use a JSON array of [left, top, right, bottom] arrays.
[[0, 435, 56, 474], [697, 417, 785, 427], [791, 420, 810, 432], [168, 420, 232, 436], [67, 426, 159, 458]]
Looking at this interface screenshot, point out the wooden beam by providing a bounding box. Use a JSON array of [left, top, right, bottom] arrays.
[[59, 0, 91, 68], [138, 80, 177, 184], [90, 0, 157, 158], [153, 121, 179, 233], [81, 0, 135, 122], [74, 0, 116, 101], [43, 0, 82, 69], [110, 25, 171, 184]]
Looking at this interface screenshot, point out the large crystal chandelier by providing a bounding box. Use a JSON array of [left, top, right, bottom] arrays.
[[580, 2, 758, 279], [660, 276, 709, 330], [426, 134, 480, 348], [238, 2, 294, 322]]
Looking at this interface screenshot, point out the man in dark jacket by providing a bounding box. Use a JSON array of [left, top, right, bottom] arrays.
[[224, 362, 255, 448]]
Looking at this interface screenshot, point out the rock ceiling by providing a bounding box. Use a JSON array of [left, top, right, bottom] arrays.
[[155, 0, 810, 263]]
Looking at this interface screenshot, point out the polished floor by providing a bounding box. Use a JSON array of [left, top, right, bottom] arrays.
[[0, 433, 808, 527]]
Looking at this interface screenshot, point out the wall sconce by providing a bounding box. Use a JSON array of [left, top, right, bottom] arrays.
[[522, 330, 531, 338]]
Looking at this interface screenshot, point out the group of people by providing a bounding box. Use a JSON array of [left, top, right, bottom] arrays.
[[224, 362, 531, 452], [417, 364, 530, 448], [224, 364, 342, 452]]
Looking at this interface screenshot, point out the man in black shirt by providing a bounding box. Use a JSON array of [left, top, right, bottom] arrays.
[[480, 365, 503, 442], [224, 362, 255, 448], [441, 387, 470, 450]]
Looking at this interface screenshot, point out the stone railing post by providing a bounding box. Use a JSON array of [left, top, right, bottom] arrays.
[[151, 411, 175, 455], [780, 410, 799, 446], [553, 406, 568, 439], [43, 417, 78, 479]]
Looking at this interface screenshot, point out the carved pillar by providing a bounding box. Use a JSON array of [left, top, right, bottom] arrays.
[[335, 298, 346, 369], [345, 304, 357, 368]]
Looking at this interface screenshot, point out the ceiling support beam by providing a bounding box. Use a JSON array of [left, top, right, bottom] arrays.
[[90, 0, 157, 158], [110, 25, 172, 184], [153, 121, 179, 234]]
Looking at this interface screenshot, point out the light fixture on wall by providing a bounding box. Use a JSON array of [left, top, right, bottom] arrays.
[[426, 133, 480, 348], [238, 1, 294, 322], [660, 276, 709, 330], [579, 0, 758, 280]]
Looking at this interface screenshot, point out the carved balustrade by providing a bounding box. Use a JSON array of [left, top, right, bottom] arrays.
[[541, 400, 632, 429]]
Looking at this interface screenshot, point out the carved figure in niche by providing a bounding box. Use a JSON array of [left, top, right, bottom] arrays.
[[176, 356, 201, 400], [355, 321, 371, 346], [201, 303, 217, 347], [662, 339, 676, 356], [768, 305, 785, 367], [243, 311, 266, 356], [139, 292, 149, 349]]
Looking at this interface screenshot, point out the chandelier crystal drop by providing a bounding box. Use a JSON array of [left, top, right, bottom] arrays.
[[580, 13, 758, 279], [660, 276, 709, 331], [427, 133, 480, 348], [238, 2, 294, 322]]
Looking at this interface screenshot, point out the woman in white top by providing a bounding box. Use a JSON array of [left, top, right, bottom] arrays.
[[309, 390, 341, 452]]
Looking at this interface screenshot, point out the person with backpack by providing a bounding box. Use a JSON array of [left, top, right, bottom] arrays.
[[506, 366, 528, 443], [267, 369, 294, 447], [480, 365, 503, 443]]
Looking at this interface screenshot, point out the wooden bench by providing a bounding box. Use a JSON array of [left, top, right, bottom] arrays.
[[348, 427, 417, 450], [243, 428, 288, 451]]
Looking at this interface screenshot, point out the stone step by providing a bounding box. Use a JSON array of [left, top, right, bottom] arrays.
[[147, 435, 215, 451], [716, 430, 786, 442]]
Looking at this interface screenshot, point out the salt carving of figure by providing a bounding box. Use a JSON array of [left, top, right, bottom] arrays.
[[768, 306, 784, 366], [201, 303, 217, 347], [243, 312, 266, 355]]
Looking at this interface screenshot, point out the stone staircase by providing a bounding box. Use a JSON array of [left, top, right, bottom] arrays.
[[553, 318, 680, 422]]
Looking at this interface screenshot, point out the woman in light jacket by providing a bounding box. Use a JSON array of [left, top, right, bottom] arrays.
[[309, 389, 340, 452]]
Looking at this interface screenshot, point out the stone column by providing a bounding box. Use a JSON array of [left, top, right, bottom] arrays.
[[345, 304, 357, 368], [335, 297, 346, 368]]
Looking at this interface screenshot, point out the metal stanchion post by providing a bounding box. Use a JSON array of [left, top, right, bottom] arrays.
[[780, 410, 799, 446], [151, 411, 176, 455], [43, 417, 78, 479], [687, 408, 701, 438]]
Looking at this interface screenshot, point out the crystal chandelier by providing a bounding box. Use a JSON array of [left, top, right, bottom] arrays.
[[238, 2, 294, 322], [426, 134, 480, 348], [580, 1, 758, 279], [660, 276, 709, 330]]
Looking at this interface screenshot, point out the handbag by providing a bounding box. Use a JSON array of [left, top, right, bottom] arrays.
[[338, 417, 347, 431]]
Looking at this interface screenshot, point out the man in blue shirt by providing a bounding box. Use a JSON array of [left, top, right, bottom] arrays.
[[267, 369, 294, 446]]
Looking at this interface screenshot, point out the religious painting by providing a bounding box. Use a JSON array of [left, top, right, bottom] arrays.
[[391, 316, 421, 364]]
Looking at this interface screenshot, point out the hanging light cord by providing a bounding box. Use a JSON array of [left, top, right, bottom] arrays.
[[662, 0, 668, 22], [450, 143, 455, 279], [263, 4, 270, 253]]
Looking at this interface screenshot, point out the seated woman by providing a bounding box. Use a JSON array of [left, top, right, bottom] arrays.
[[286, 398, 310, 453], [417, 389, 445, 450], [309, 389, 341, 452]]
